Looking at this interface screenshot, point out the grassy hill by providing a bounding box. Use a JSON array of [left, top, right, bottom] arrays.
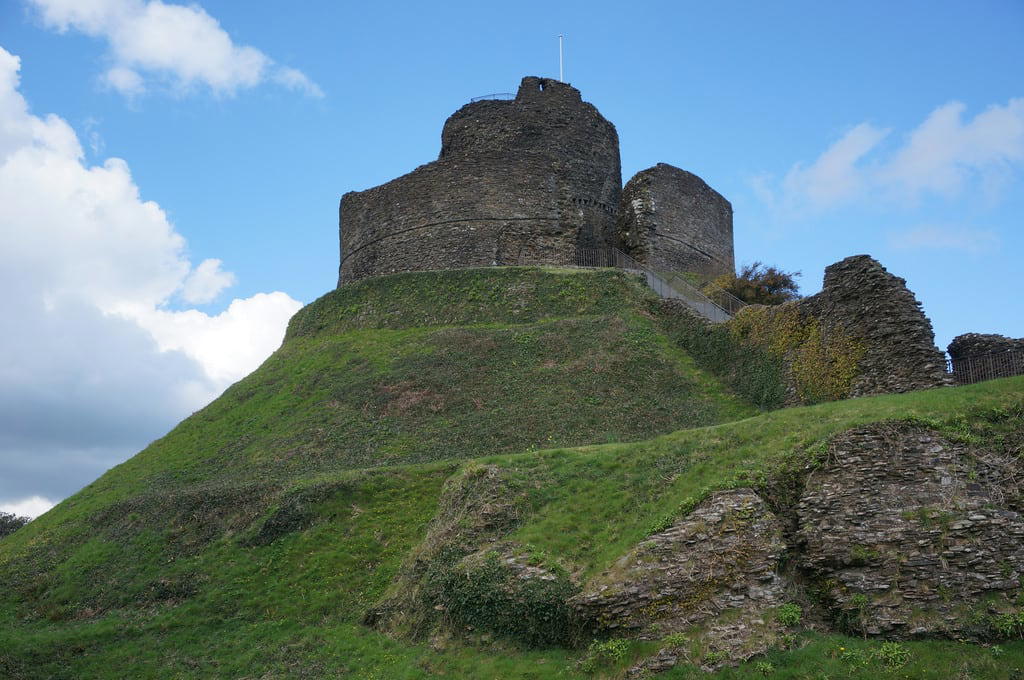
[[1, 267, 1022, 679]]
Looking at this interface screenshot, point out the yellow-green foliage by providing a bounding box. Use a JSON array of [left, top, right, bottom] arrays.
[[729, 305, 865, 404]]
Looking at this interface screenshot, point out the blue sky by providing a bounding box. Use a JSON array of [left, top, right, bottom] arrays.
[[1, 0, 1022, 516]]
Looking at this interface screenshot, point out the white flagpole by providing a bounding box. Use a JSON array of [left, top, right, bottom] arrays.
[[559, 34, 564, 82]]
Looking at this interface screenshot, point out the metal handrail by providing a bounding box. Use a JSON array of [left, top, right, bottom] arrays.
[[609, 248, 734, 323], [569, 247, 740, 322], [470, 93, 516, 102]]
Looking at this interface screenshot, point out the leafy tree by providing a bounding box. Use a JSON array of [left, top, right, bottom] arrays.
[[711, 262, 801, 305], [0, 511, 30, 539]]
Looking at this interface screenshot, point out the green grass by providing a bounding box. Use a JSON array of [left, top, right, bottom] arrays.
[[1, 267, 1022, 678], [73, 267, 753, 502]]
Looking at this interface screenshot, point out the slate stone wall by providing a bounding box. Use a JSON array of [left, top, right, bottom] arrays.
[[618, 163, 734, 280], [947, 333, 1024, 383], [798, 423, 1024, 638], [338, 77, 621, 284], [948, 333, 1024, 358], [798, 255, 951, 397]]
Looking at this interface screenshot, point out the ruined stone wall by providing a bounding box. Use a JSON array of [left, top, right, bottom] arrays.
[[618, 163, 734, 280], [949, 333, 1024, 358], [801, 255, 951, 396], [947, 333, 1024, 384], [732, 255, 950, 401], [798, 423, 1024, 638], [338, 76, 621, 284]]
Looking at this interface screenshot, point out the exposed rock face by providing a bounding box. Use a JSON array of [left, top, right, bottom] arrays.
[[572, 490, 786, 653], [619, 163, 734, 280], [948, 333, 1024, 383], [339, 77, 621, 283], [797, 423, 1024, 638]]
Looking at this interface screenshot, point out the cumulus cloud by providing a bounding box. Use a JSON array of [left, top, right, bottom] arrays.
[[0, 46, 303, 509], [0, 496, 54, 519], [888, 225, 1001, 254], [756, 98, 1024, 214], [181, 258, 236, 304], [28, 0, 323, 98], [780, 123, 890, 211]]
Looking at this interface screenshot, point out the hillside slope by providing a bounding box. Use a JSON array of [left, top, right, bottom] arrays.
[[1, 268, 1022, 679]]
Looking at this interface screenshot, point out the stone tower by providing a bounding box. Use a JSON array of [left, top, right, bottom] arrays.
[[618, 163, 735, 280], [338, 76, 622, 284]]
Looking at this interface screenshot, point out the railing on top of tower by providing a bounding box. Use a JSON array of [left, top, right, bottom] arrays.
[[470, 93, 516, 102], [572, 247, 746, 323]]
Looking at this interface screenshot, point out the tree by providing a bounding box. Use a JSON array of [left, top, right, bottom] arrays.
[[0, 511, 30, 539], [711, 262, 801, 306]]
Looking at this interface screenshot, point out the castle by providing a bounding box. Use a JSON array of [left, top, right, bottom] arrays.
[[338, 76, 735, 285]]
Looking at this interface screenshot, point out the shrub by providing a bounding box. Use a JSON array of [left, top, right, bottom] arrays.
[[710, 262, 801, 306], [579, 638, 630, 673]]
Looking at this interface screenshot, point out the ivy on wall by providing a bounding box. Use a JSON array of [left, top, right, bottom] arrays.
[[728, 305, 865, 404]]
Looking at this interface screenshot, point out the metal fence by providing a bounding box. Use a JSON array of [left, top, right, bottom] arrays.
[[947, 350, 1024, 385]]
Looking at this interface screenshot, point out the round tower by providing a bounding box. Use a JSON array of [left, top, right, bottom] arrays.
[[338, 77, 621, 284]]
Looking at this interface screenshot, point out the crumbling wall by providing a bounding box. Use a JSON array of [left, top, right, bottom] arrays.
[[948, 333, 1024, 383], [618, 163, 734, 280], [798, 423, 1024, 638], [731, 255, 950, 402], [338, 77, 621, 284]]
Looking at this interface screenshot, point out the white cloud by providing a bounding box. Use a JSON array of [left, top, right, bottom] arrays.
[[757, 98, 1024, 214], [131, 292, 301, 384], [0, 46, 304, 506], [102, 65, 145, 96], [780, 123, 890, 211], [181, 258, 236, 304], [272, 66, 325, 99], [880, 100, 1024, 198], [0, 496, 54, 519], [888, 225, 1001, 254], [28, 0, 323, 98]]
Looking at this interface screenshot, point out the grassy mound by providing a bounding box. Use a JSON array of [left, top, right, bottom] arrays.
[[79, 267, 753, 502], [1, 266, 1022, 678]]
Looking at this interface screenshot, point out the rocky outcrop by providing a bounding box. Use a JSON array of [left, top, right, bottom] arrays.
[[365, 463, 577, 645], [797, 423, 1024, 638], [572, 490, 788, 668]]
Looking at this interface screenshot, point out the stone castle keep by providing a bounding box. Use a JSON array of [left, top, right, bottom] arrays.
[[338, 76, 735, 284]]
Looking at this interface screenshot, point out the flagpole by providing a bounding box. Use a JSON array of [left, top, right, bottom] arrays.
[[558, 34, 564, 82]]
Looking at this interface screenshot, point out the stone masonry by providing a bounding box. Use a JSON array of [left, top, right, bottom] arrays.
[[338, 77, 622, 283], [337, 77, 735, 284], [618, 163, 735, 279], [797, 254, 950, 397], [797, 423, 1024, 638]]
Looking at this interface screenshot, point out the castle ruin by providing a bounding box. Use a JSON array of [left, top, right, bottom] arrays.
[[338, 76, 734, 284]]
